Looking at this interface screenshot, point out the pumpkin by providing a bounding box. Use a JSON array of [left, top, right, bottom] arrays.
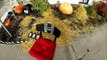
[[5, 18, 11, 26], [15, 5, 24, 14], [59, 2, 73, 15]]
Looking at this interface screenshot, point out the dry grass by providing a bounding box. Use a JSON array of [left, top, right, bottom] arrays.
[[74, 5, 88, 23], [18, 6, 106, 51], [31, 7, 76, 46], [20, 16, 35, 28]]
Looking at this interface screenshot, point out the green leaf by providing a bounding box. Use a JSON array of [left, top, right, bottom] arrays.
[[31, 0, 49, 13]]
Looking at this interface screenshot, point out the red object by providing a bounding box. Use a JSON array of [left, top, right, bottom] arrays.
[[29, 37, 56, 60], [15, 5, 24, 14], [4, 18, 11, 26]]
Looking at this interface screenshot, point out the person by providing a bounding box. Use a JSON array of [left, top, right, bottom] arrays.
[[102, 0, 107, 3]]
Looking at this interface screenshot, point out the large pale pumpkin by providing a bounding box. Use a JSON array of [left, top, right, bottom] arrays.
[[59, 2, 73, 14]]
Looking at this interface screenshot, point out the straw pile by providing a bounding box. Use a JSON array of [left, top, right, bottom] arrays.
[[31, 7, 76, 46], [74, 5, 88, 23], [18, 5, 106, 51]]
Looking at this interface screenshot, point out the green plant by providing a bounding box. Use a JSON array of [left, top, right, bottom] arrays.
[[31, 0, 49, 13], [85, 6, 94, 16], [103, 11, 107, 21]]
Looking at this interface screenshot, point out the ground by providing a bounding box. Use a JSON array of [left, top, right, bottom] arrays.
[[0, 0, 107, 60]]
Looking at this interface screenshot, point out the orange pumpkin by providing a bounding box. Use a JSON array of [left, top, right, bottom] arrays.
[[5, 18, 11, 27], [59, 2, 73, 14], [15, 5, 24, 14]]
